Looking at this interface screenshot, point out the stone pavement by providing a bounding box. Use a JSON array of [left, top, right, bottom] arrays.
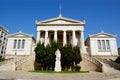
[[0, 71, 120, 80]]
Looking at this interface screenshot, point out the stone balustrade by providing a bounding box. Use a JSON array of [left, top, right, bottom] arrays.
[[0, 58, 15, 66], [82, 54, 102, 67]]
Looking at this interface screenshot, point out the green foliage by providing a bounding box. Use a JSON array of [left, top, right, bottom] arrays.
[[60, 44, 82, 71], [73, 46, 82, 64], [0, 58, 5, 62], [74, 65, 81, 72], [60, 44, 74, 70], [34, 41, 59, 70], [29, 70, 89, 73], [34, 41, 82, 71], [115, 56, 120, 64]]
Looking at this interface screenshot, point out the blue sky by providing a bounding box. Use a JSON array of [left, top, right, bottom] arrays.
[[0, 0, 120, 47]]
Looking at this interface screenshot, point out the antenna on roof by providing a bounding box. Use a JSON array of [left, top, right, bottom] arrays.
[[101, 30, 104, 33], [58, 3, 62, 17]]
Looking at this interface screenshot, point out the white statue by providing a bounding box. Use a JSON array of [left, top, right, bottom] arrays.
[[55, 49, 61, 61], [54, 49, 61, 72]]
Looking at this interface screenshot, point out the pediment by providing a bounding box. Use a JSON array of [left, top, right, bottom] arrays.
[[36, 15, 85, 25], [89, 32, 116, 38], [42, 19, 79, 24], [8, 31, 32, 38]]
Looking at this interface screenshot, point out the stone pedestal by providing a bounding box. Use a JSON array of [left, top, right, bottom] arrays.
[[54, 49, 61, 72], [54, 61, 61, 72]]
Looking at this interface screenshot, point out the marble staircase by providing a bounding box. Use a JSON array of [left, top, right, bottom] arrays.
[[0, 55, 35, 71]]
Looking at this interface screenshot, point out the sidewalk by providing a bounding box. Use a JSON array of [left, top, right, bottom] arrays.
[[0, 71, 120, 80]]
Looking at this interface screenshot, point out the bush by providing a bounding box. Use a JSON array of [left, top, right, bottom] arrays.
[[74, 65, 81, 72], [34, 41, 82, 71], [115, 56, 120, 64], [0, 58, 5, 62]]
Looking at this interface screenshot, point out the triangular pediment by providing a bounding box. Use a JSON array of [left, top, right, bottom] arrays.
[[36, 15, 85, 25], [89, 31, 116, 38], [8, 31, 33, 38]]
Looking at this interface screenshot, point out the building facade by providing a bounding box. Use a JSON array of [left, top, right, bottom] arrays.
[[36, 15, 86, 53], [0, 26, 8, 58], [85, 31, 118, 57], [5, 31, 36, 58]]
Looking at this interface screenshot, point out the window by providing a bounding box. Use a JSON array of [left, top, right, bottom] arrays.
[[106, 40, 110, 50], [102, 40, 106, 50], [13, 40, 17, 49], [97, 40, 102, 51], [97, 40, 110, 51], [18, 40, 21, 49], [22, 40, 25, 49]]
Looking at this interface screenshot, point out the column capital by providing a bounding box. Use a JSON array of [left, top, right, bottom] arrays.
[[37, 30, 41, 32], [54, 30, 57, 32], [80, 30, 84, 32], [45, 30, 48, 32], [63, 30, 66, 32]]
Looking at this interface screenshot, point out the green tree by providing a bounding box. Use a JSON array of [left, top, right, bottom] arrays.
[[60, 44, 82, 71], [73, 46, 82, 65], [34, 41, 46, 70], [0, 58, 5, 62], [45, 41, 59, 70], [60, 45, 74, 70], [34, 41, 82, 71], [115, 56, 120, 64]]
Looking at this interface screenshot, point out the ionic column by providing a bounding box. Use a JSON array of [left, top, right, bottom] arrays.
[[72, 30, 76, 46], [80, 31, 86, 52], [54, 30, 57, 42], [45, 30, 48, 46], [37, 31, 40, 43], [63, 30, 66, 46]]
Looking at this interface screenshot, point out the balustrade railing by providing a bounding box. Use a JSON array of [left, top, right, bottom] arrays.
[[0, 58, 15, 66], [82, 54, 102, 67]]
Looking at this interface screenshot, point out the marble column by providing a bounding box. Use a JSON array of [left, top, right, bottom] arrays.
[[37, 31, 40, 43], [45, 30, 48, 46], [72, 30, 76, 46], [63, 30, 66, 46], [54, 30, 57, 42], [80, 31, 86, 52]]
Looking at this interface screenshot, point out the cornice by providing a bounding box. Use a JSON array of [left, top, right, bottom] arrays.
[[36, 23, 85, 26]]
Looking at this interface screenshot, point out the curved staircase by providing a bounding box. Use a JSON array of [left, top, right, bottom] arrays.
[[82, 54, 120, 72], [81, 54, 102, 71], [0, 58, 15, 71], [96, 58, 120, 72], [15, 55, 35, 70], [0, 55, 35, 71]]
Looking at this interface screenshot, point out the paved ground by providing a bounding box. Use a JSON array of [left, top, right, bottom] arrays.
[[0, 71, 120, 80]]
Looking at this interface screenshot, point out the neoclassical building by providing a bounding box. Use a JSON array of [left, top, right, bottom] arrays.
[[85, 31, 118, 57], [0, 26, 8, 58], [5, 31, 36, 58], [36, 14, 86, 53]]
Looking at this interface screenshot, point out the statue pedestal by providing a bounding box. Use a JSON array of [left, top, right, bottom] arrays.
[[54, 61, 61, 72], [54, 49, 61, 72]]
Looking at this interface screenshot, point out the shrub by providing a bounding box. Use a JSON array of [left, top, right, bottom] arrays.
[[34, 41, 82, 71], [115, 56, 120, 64], [74, 65, 81, 72], [0, 58, 5, 62]]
